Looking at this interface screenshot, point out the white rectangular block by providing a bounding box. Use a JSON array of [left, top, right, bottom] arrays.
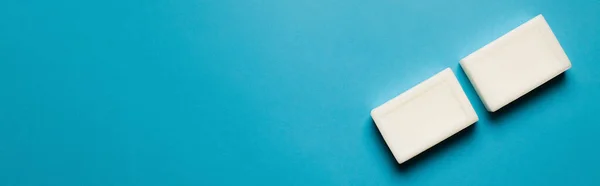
[[371, 68, 478, 164], [460, 14, 571, 112]]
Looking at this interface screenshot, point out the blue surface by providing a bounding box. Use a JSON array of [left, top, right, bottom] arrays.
[[1, 0, 599, 185]]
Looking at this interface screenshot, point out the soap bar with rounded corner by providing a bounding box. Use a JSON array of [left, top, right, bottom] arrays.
[[460, 14, 571, 112], [371, 68, 478, 164]]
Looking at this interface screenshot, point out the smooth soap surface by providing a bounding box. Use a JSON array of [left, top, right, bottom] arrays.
[[460, 15, 572, 112], [371, 68, 478, 164]]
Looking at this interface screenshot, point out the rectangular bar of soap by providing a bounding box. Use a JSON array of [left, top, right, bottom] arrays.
[[371, 68, 478, 164], [460, 15, 571, 112]]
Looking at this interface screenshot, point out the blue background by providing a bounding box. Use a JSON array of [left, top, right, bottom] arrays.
[[1, 0, 599, 185]]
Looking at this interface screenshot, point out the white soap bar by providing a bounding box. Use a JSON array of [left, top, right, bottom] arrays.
[[371, 68, 478, 164], [460, 15, 571, 112]]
